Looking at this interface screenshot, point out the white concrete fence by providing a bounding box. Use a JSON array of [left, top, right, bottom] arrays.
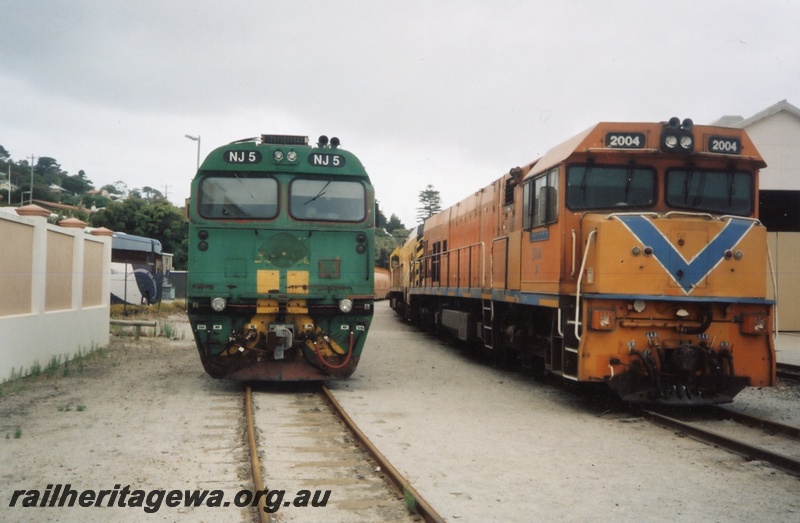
[[0, 205, 112, 381]]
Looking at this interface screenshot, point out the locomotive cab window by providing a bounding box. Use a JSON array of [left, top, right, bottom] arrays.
[[566, 164, 656, 210], [523, 168, 558, 229], [198, 174, 278, 219], [666, 169, 753, 216], [289, 178, 366, 222]]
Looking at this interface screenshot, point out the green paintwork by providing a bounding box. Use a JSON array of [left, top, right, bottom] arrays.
[[186, 136, 375, 380]]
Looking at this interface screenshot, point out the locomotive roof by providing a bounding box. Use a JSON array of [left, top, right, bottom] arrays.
[[524, 125, 596, 178], [196, 136, 369, 177], [524, 121, 765, 181]]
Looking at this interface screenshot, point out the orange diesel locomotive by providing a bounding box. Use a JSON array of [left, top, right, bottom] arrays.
[[389, 119, 775, 405]]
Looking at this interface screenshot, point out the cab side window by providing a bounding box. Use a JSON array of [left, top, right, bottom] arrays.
[[523, 168, 558, 229]]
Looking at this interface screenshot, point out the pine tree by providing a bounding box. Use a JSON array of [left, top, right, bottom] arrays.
[[416, 184, 441, 223]]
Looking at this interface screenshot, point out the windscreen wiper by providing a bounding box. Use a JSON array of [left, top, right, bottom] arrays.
[[304, 180, 331, 205]]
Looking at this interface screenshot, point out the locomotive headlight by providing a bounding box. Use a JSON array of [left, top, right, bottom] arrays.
[[662, 117, 694, 153], [338, 298, 354, 313], [273, 150, 284, 162], [211, 297, 227, 312], [287, 150, 298, 162]]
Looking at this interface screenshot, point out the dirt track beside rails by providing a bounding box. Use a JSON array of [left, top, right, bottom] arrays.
[[1, 305, 799, 522], [0, 317, 252, 523]]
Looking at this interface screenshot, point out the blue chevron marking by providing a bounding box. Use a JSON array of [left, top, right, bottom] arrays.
[[614, 215, 754, 294]]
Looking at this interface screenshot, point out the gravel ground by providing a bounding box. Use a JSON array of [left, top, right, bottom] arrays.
[[0, 320, 252, 523], [329, 302, 800, 522], [722, 332, 800, 424], [1, 306, 798, 523]]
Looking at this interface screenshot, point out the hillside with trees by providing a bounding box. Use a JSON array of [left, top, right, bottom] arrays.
[[0, 145, 189, 269]]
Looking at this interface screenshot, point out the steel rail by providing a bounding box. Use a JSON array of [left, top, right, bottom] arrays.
[[320, 385, 446, 523], [641, 408, 800, 477], [245, 385, 270, 523], [777, 362, 800, 382], [714, 406, 800, 440]]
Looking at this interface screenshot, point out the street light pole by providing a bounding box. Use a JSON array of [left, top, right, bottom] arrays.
[[184, 134, 201, 171], [28, 155, 36, 205]]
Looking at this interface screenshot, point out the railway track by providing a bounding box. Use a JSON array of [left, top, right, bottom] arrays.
[[639, 405, 800, 476], [244, 384, 444, 523], [777, 362, 800, 382]]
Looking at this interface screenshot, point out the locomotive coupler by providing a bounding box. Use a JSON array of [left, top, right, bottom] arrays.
[[268, 325, 294, 360], [620, 339, 745, 404]]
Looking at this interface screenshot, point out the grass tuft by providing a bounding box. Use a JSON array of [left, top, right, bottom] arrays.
[[403, 487, 417, 514]]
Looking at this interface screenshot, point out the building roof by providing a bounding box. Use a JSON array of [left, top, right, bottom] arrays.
[[710, 115, 745, 127], [32, 199, 83, 212], [712, 99, 800, 128]]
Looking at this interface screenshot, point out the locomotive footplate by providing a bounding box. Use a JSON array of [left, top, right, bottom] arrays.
[[190, 314, 366, 381], [607, 343, 750, 406], [612, 376, 750, 406], [200, 355, 360, 381]]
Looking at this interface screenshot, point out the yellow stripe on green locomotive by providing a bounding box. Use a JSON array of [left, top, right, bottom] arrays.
[[187, 134, 375, 381]]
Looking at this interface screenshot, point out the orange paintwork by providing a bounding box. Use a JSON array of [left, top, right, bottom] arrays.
[[399, 120, 774, 402], [577, 298, 774, 387], [580, 214, 769, 299]]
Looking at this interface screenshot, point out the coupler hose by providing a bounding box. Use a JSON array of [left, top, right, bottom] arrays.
[[313, 332, 355, 371]]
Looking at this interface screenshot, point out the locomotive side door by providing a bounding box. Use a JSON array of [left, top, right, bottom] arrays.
[[491, 172, 523, 290], [519, 167, 563, 295]]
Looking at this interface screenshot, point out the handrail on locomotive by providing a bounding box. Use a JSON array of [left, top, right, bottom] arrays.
[[410, 241, 486, 289]]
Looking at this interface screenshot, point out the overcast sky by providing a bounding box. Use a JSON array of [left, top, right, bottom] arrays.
[[1, 1, 798, 227]]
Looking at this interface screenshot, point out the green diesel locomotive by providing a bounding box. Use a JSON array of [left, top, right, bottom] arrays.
[[187, 134, 375, 380]]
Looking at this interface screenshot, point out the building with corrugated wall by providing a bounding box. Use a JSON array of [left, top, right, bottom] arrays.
[[714, 100, 800, 330]]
